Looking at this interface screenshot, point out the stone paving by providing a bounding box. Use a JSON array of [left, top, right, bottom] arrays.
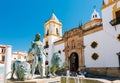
[[6, 76, 120, 83], [2, 73, 119, 83], [7, 76, 61, 83]]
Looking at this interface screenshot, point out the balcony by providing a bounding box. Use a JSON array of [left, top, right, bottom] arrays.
[[110, 17, 120, 26]]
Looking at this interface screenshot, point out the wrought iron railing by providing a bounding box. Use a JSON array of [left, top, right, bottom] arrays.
[[110, 17, 120, 26]]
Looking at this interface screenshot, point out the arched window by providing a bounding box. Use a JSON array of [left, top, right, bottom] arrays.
[[44, 41, 49, 48], [95, 14, 97, 17], [46, 29, 49, 36], [56, 28, 59, 35]]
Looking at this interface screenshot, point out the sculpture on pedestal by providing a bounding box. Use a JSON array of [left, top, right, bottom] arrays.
[[10, 33, 65, 81], [28, 33, 46, 78], [50, 52, 65, 76], [11, 61, 31, 81]]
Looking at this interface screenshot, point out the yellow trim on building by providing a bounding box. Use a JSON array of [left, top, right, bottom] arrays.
[[112, 3, 120, 19], [101, 0, 119, 10], [44, 20, 62, 28], [54, 39, 64, 45], [83, 25, 103, 36], [83, 19, 102, 30], [108, 0, 112, 3], [44, 17, 62, 37], [101, 1, 114, 10], [43, 34, 62, 38], [117, 34, 120, 42]]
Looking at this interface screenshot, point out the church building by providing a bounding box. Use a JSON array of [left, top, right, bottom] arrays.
[[43, 0, 120, 77]]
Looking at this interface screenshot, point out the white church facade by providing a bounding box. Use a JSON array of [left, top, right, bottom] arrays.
[[43, 0, 120, 77]]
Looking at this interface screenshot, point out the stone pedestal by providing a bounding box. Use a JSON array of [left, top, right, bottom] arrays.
[[7, 77, 61, 83]]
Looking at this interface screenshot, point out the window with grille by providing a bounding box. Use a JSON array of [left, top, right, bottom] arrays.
[[91, 41, 98, 48], [91, 53, 99, 60]]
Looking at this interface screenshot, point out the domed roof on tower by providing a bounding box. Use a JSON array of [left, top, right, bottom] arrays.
[[44, 12, 62, 38], [48, 13, 60, 22], [91, 8, 100, 20]]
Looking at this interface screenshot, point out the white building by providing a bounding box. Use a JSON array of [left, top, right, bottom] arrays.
[[12, 51, 28, 62], [0, 44, 12, 82], [42, 0, 120, 77], [85, 0, 120, 68], [0, 45, 6, 64], [0, 45, 12, 64]]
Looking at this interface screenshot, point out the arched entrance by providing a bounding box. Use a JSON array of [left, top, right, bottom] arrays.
[[69, 52, 79, 72]]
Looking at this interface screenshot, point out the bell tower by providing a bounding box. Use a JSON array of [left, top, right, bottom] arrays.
[[43, 13, 62, 65], [44, 13, 62, 38], [43, 13, 62, 47], [91, 8, 100, 20]]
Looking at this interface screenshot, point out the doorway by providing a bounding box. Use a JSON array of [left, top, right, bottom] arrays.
[[69, 52, 79, 72]]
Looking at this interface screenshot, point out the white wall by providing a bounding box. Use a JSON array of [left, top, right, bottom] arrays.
[[12, 52, 28, 61], [84, 30, 120, 68], [84, 0, 120, 68], [43, 35, 62, 66], [102, 1, 120, 37], [54, 43, 65, 67], [48, 36, 62, 45]]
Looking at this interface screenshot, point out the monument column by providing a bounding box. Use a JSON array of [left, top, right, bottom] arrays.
[[4, 45, 12, 83]]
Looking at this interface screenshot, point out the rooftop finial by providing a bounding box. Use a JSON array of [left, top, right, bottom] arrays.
[[79, 21, 83, 30], [91, 6, 100, 20], [47, 11, 59, 22], [93, 5, 96, 9], [52, 9, 54, 14]]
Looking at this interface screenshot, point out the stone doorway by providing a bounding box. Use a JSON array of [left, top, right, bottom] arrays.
[[69, 52, 79, 72]]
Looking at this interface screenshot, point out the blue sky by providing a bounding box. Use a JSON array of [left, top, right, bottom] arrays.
[[0, 0, 102, 51]]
